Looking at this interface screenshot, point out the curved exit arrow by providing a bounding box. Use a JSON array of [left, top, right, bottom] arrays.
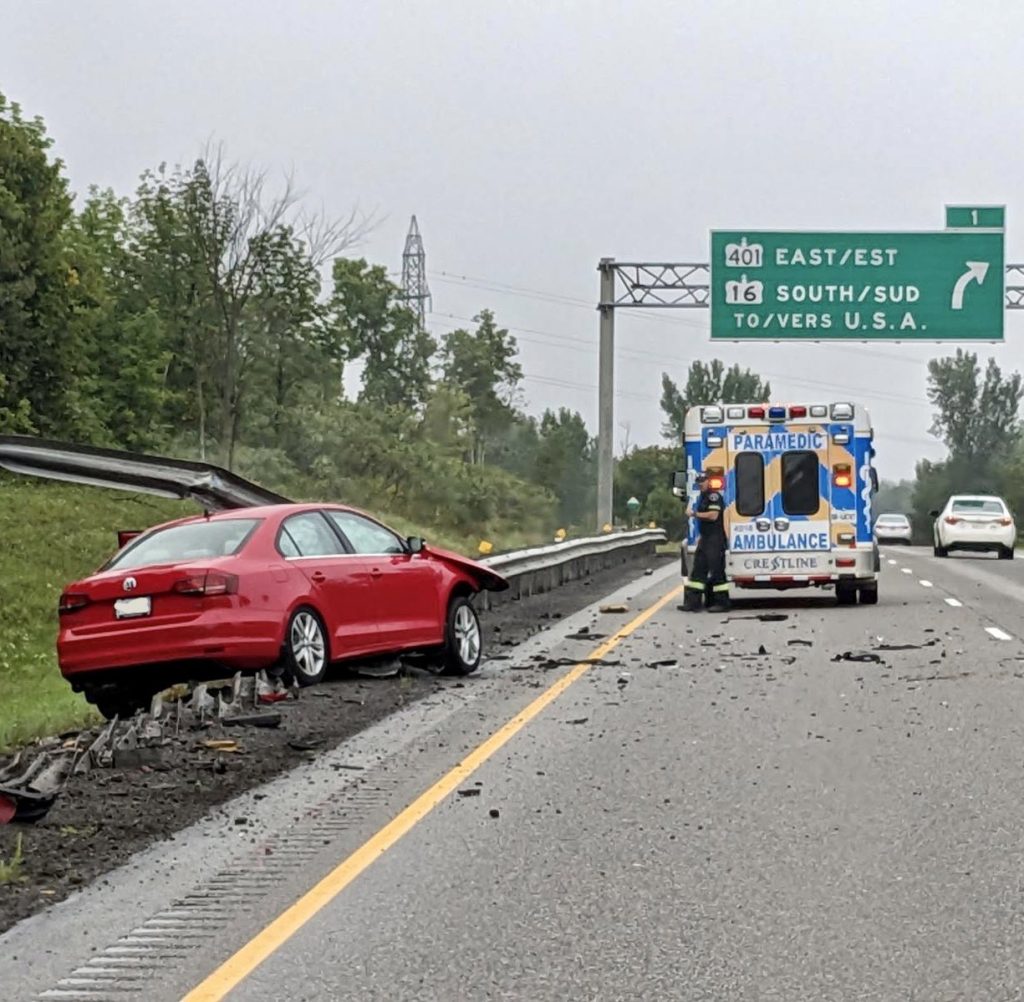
[[951, 261, 990, 310]]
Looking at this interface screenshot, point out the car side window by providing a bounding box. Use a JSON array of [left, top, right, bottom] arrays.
[[327, 511, 405, 555], [279, 513, 346, 557]]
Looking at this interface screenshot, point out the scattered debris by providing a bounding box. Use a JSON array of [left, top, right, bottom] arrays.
[[457, 788, 482, 797], [788, 639, 814, 647], [223, 712, 283, 729], [832, 651, 884, 664], [287, 736, 325, 752], [567, 630, 606, 641], [566, 717, 590, 725], [489, 808, 500, 819], [727, 613, 790, 623], [599, 604, 630, 614], [649, 658, 679, 668]]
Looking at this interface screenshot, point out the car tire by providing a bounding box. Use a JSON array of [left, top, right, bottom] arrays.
[[999, 546, 1015, 560], [836, 582, 858, 606], [440, 596, 483, 676], [859, 582, 879, 605], [82, 683, 150, 721], [282, 607, 329, 687], [933, 538, 948, 557]]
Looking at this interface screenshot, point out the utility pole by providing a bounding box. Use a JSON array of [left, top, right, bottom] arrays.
[[401, 215, 431, 329], [596, 258, 616, 531]]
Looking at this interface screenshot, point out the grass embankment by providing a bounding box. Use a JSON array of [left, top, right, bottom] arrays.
[[0, 475, 547, 750]]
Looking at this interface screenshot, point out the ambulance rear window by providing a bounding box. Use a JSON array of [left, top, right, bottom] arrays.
[[781, 451, 820, 516], [735, 453, 765, 516]]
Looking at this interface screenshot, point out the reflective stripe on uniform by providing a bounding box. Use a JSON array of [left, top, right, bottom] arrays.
[[712, 583, 730, 593], [685, 580, 706, 591]]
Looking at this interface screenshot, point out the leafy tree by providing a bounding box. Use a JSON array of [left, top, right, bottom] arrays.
[[926, 350, 1022, 461], [614, 445, 685, 538], [0, 92, 77, 435], [329, 258, 435, 410], [441, 310, 523, 465], [533, 408, 595, 527], [660, 361, 770, 441]]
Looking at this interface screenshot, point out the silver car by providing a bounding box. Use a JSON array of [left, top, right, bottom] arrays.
[[873, 512, 912, 544]]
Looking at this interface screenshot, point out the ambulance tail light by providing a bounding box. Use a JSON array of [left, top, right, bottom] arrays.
[[833, 464, 853, 489], [701, 406, 723, 423], [789, 405, 807, 418], [748, 406, 766, 420]]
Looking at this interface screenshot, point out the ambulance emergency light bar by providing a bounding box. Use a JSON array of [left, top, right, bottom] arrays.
[[699, 403, 855, 423]]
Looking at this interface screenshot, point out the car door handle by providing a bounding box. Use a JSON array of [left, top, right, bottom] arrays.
[[310, 571, 327, 583], [370, 567, 383, 578]]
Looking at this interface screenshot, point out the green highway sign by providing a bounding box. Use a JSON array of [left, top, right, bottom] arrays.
[[709, 229, 1005, 341], [945, 205, 1005, 229]]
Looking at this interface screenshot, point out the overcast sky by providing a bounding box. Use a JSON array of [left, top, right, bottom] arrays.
[[4, 0, 1024, 480]]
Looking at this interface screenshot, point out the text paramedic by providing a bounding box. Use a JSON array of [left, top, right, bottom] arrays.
[[730, 432, 826, 452]]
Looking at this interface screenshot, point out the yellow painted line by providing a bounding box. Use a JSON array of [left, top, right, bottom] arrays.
[[181, 583, 684, 1002]]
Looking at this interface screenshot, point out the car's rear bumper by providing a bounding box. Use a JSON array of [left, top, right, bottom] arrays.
[[940, 528, 1015, 551], [58, 610, 283, 677], [875, 531, 912, 543]]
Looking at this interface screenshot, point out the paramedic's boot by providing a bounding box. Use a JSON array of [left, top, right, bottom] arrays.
[[707, 584, 731, 612], [681, 583, 705, 612]]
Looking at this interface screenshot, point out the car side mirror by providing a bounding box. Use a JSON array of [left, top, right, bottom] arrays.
[[406, 536, 425, 554], [671, 471, 687, 498], [929, 510, 939, 518]]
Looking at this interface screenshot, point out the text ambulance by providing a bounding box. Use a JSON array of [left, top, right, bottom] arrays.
[[673, 402, 880, 605]]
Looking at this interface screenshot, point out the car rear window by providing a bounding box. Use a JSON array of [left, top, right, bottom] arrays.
[[781, 451, 820, 516], [105, 518, 261, 571], [734, 453, 765, 517], [952, 499, 1006, 515]]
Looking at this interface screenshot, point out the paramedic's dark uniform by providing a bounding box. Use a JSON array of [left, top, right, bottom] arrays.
[[683, 487, 729, 611]]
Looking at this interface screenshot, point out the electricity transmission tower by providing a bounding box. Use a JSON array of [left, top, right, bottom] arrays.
[[401, 215, 431, 328]]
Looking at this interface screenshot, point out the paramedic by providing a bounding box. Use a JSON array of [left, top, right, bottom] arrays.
[[682, 474, 730, 612]]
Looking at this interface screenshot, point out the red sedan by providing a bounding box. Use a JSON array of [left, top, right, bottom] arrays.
[[57, 503, 508, 719]]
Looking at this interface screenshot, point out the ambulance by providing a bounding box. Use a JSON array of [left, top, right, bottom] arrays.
[[673, 402, 880, 605]]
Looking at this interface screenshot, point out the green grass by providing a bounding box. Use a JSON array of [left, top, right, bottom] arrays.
[[0, 834, 25, 884], [0, 474, 195, 750], [0, 475, 555, 751]]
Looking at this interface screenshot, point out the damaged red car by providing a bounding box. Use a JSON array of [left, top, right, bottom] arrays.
[[57, 503, 508, 718]]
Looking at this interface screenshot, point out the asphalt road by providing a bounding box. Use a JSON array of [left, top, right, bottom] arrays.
[[9, 549, 1024, 1001]]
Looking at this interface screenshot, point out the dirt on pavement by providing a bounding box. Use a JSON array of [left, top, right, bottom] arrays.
[[0, 554, 667, 934]]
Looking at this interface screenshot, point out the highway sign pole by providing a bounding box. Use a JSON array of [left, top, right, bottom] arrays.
[[597, 258, 615, 532]]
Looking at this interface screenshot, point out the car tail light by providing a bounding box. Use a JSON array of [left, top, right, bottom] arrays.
[[833, 464, 853, 488], [1000, 517, 1013, 526], [173, 572, 239, 597], [945, 516, 960, 525], [59, 593, 90, 615]]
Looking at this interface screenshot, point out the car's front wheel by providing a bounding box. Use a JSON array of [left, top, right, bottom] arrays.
[[283, 607, 329, 686], [440, 596, 483, 676]]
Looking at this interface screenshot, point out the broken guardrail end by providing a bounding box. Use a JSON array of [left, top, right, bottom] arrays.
[[0, 786, 58, 824]]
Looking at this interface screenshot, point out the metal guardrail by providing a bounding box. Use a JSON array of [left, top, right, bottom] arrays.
[[476, 528, 667, 607]]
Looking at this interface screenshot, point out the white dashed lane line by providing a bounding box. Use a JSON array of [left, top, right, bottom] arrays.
[[919, 580, 933, 588], [945, 598, 963, 608], [901, 568, 913, 575], [887, 559, 898, 566], [986, 626, 1014, 641]]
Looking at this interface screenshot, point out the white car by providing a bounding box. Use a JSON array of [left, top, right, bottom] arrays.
[[931, 495, 1016, 559], [873, 513, 912, 544]]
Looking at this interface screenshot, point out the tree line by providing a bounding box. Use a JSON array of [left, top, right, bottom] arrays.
[[0, 92, 604, 541]]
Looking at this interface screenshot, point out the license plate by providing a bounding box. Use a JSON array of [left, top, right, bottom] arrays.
[[114, 596, 152, 619]]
